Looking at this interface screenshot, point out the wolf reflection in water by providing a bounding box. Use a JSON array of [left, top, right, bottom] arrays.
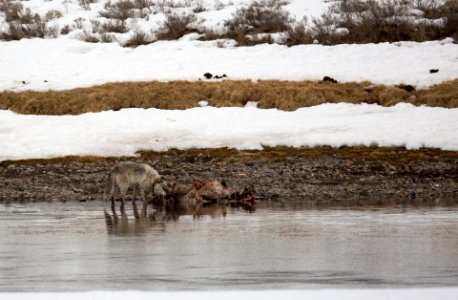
[[103, 203, 230, 235]]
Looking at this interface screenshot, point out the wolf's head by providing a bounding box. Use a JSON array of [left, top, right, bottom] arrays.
[[153, 179, 171, 197]]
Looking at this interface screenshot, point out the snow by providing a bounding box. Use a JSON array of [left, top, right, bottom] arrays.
[[0, 37, 457, 92], [14, 0, 329, 31], [1, 289, 458, 300], [285, 0, 330, 22], [1, 103, 457, 162], [0, 0, 457, 91], [1, 2, 456, 297], [1, 0, 457, 160]]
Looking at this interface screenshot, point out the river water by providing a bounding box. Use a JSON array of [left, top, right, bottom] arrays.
[[1, 201, 458, 292]]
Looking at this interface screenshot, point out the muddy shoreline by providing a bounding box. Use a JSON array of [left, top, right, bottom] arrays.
[[1, 147, 457, 206]]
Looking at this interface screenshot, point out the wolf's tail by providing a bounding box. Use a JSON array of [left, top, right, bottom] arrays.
[[103, 173, 113, 201]]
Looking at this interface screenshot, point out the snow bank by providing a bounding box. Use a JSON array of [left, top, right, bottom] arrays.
[[1, 0, 456, 92], [1, 289, 458, 300], [1, 103, 457, 161], [14, 0, 329, 37], [0, 38, 457, 92]]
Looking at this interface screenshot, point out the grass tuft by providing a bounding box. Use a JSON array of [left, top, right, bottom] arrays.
[[1, 80, 457, 115]]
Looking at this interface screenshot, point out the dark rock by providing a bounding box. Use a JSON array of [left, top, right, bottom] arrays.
[[213, 74, 227, 79], [203, 73, 213, 79], [429, 69, 439, 74], [398, 84, 415, 93], [323, 76, 338, 83]]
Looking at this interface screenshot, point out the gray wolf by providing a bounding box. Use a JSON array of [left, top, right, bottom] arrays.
[[104, 162, 166, 213]]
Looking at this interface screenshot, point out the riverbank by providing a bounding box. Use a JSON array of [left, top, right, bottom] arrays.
[[1, 147, 456, 206]]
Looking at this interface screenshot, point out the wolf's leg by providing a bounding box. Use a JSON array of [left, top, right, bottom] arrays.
[[140, 188, 148, 217], [132, 198, 140, 219], [111, 202, 118, 221], [111, 196, 115, 211], [132, 185, 137, 203], [119, 183, 128, 212], [110, 184, 116, 212], [141, 202, 148, 219]]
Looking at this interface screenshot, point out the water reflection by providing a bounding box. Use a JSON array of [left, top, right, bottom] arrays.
[[104, 209, 164, 235], [2, 202, 458, 291], [104, 201, 232, 235]]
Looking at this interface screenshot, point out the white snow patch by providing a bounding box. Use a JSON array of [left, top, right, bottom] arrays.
[[245, 101, 258, 108], [0, 38, 457, 92], [198, 100, 209, 107], [0, 0, 456, 91], [1, 103, 457, 162]]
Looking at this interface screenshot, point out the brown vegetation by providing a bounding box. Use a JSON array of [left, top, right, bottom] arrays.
[[156, 12, 197, 40], [0, 0, 56, 40], [101, 19, 128, 33], [224, 0, 291, 35], [201, 0, 458, 46], [312, 0, 458, 45], [1, 0, 456, 46], [1, 79, 457, 115], [124, 30, 153, 47], [139, 146, 458, 168], [2, 146, 457, 168], [99, 0, 137, 20], [79, 0, 96, 11], [202, 0, 290, 46]]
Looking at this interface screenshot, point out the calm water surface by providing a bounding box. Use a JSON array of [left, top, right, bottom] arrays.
[[1, 201, 458, 291]]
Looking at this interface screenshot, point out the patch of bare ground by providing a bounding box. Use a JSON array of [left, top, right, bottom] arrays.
[[1, 79, 457, 115], [1, 147, 457, 207]]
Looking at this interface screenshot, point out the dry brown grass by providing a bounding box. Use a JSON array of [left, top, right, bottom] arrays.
[[139, 146, 458, 166], [1, 79, 457, 115], [2, 146, 456, 168], [416, 79, 458, 108], [0, 155, 111, 168]]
